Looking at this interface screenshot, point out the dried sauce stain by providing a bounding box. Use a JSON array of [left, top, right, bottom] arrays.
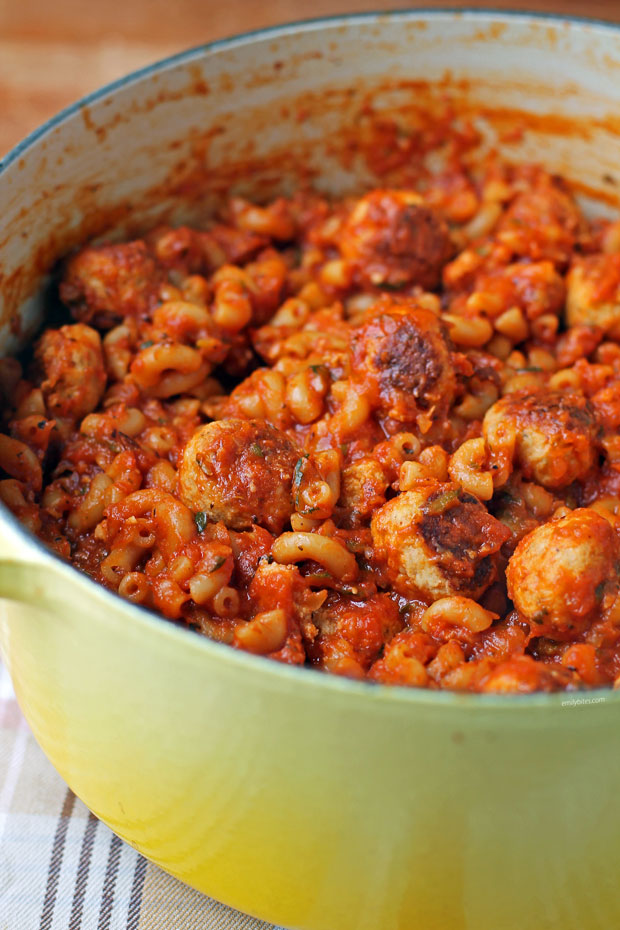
[[471, 21, 509, 43], [80, 106, 96, 133], [602, 53, 620, 74], [545, 25, 559, 49], [80, 69, 213, 146], [187, 63, 210, 96], [568, 177, 620, 209], [241, 48, 324, 91]]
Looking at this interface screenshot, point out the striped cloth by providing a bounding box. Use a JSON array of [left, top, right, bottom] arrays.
[[0, 660, 281, 930]]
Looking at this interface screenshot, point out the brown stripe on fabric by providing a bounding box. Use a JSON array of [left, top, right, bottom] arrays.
[[97, 833, 123, 930], [39, 788, 77, 930], [126, 855, 148, 930], [67, 811, 99, 930]]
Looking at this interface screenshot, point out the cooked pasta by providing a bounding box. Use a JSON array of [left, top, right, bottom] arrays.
[[5, 147, 620, 694]]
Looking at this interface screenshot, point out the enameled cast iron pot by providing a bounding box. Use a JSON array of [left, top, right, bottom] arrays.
[[2, 11, 620, 929]]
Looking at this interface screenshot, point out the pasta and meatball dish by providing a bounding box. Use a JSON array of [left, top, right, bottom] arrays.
[[3, 147, 620, 694]]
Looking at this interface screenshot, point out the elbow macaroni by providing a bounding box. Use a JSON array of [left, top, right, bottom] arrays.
[[4, 147, 620, 694]]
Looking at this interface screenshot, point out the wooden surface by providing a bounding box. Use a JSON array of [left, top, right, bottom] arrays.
[[1, 0, 619, 157]]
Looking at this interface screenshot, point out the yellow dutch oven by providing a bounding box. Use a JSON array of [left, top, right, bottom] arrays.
[[2, 11, 620, 929]]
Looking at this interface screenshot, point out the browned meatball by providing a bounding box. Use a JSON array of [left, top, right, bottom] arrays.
[[350, 299, 457, 424], [35, 323, 106, 420], [483, 392, 597, 489], [179, 418, 301, 533], [496, 175, 584, 266], [472, 260, 566, 321], [307, 593, 403, 677], [507, 508, 620, 639], [371, 480, 510, 602], [340, 190, 453, 289], [339, 458, 389, 526], [60, 240, 162, 324], [566, 253, 620, 338]]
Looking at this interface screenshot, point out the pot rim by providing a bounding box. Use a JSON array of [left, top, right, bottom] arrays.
[[2, 6, 620, 711]]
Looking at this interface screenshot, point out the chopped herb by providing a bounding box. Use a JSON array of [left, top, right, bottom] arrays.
[[211, 555, 226, 572], [595, 581, 606, 603], [140, 340, 154, 349], [531, 607, 548, 625], [196, 456, 210, 476], [292, 454, 309, 508], [251, 442, 265, 457], [427, 488, 459, 515], [516, 367, 543, 374], [345, 538, 365, 553], [310, 364, 324, 374], [37, 420, 47, 429], [194, 511, 208, 533]]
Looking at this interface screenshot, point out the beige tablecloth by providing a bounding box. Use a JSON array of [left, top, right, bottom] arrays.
[[0, 660, 281, 930]]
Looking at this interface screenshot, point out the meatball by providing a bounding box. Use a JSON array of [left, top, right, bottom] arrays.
[[179, 418, 301, 533], [339, 458, 389, 525], [60, 240, 162, 324], [507, 508, 620, 639], [34, 323, 106, 420], [350, 299, 457, 424], [340, 190, 453, 290], [496, 175, 583, 265], [472, 260, 565, 321], [308, 593, 403, 677], [371, 480, 510, 602], [483, 393, 597, 489], [566, 253, 620, 339]]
